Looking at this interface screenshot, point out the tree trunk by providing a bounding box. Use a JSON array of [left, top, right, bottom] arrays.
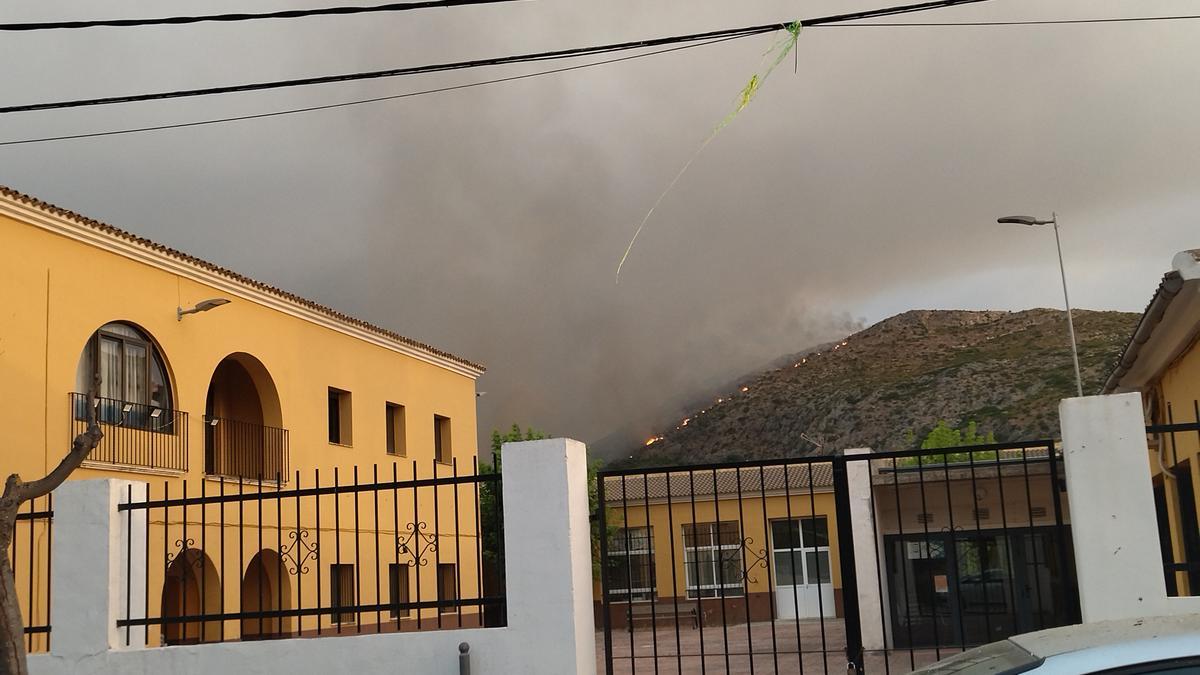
[[0, 384, 102, 674], [0, 556, 28, 675]]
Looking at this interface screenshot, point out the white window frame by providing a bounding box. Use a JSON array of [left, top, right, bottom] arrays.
[[608, 526, 656, 602], [771, 516, 832, 587], [683, 521, 744, 599]]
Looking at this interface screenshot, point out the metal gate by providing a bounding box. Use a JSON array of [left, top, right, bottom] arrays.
[[597, 441, 1078, 674]]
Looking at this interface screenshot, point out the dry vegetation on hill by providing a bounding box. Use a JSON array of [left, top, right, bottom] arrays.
[[622, 309, 1139, 467]]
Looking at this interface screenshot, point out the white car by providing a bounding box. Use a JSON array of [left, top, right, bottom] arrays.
[[914, 614, 1200, 674]]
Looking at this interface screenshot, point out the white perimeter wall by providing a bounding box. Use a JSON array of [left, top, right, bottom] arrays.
[[29, 438, 597, 675], [1061, 393, 1200, 622]]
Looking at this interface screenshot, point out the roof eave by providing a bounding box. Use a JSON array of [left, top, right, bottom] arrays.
[[0, 186, 486, 379], [1102, 271, 1185, 394]]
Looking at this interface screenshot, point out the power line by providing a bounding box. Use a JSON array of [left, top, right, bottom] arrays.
[[0, 0, 991, 115], [0, 35, 747, 146], [0, 0, 974, 32], [0, 0, 524, 32], [0, 26, 775, 115], [816, 13, 1200, 27]]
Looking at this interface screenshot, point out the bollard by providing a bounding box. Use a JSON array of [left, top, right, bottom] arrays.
[[458, 642, 471, 675]]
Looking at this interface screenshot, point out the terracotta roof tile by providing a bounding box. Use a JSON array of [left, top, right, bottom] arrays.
[[603, 463, 834, 503], [0, 185, 484, 374]]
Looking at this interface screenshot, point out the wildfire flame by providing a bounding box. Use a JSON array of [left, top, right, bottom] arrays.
[[645, 436, 663, 446], [741, 386, 749, 393]]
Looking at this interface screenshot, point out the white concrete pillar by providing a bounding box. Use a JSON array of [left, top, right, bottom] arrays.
[[500, 438, 597, 675], [49, 479, 148, 657], [1061, 393, 1200, 621], [845, 448, 890, 651]]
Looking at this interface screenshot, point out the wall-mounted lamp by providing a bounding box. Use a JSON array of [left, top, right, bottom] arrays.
[[209, 418, 220, 427], [177, 298, 231, 321], [121, 403, 133, 414], [150, 409, 162, 419]]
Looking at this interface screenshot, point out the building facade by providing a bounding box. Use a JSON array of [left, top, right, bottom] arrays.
[[598, 464, 844, 630], [0, 186, 487, 646], [870, 450, 1075, 648], [1104, 248, 1200, 597]]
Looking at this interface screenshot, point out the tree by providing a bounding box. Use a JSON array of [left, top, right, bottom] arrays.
[[900, 420, 997, 466], [587, 461, 614, 581], [479, 424, 609, 583], [0, 388, 102, 675], [920, 420, 962, 450], [488, 423, 545, 465], [479, 424, 547, 579], [918, 420, 996, 451]]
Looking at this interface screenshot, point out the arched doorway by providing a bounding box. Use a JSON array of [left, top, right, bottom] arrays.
[[160, 548, 221, 645], [241, 550, 293, 639], [204, 353, 286, 480]]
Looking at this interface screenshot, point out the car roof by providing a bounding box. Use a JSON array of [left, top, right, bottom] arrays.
[[1010, 614, 1200, 658]]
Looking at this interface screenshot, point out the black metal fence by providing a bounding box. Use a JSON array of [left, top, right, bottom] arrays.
[[598, 455, 848, 675], [1147, 399, 1200, 597], [850, 442, 1076, 673], [9, 494, 52, 653], [203, 415, 289, 481], [597, 441, 1078, 674], [116, 459, 504, 645], [70, 392, 188, 472]]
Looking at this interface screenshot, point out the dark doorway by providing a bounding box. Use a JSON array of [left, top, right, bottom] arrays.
[[886, 527, 1076, 649], [241, 550, 292, 639], [1175, 460, 1200, 594]]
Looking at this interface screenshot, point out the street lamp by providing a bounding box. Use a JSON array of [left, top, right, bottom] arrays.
[[997, 213, 1084, 397], [177, 297, 231, 321]]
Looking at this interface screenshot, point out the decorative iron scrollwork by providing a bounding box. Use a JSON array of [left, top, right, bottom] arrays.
[[714, 537, 770, 586], [280, 529, 319, 575], [397, 521, 437, 567], [737, 536, 770, 585], [166, 538, 202, 571]]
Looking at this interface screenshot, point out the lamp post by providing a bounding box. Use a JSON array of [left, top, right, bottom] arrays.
[[997, 213, 1084, 397]]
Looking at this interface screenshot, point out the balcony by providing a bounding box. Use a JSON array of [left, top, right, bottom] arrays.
[[204, 416, 289, 482], [70, 392, 188, 473]]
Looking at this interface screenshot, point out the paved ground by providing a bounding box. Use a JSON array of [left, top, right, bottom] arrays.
[[596, 619, 956, 674]]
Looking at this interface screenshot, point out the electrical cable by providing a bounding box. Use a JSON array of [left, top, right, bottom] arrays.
[[0, 0, 992, 115], [0, 35, 746, 146], [0, 0, 525, 31], [815, 13, 1200, 27]]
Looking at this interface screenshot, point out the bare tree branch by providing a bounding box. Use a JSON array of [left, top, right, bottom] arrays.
[[0, 384, 103, 675], [19, 399, 102, 500]]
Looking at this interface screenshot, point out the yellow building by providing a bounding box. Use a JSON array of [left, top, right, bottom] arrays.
[[598, 464, 843, 629], [1104, 248, 1200, 597], [0, 185, 488, 648]]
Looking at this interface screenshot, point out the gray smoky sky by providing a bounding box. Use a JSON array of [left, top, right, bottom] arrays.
[[4, 0, 1200, 457]]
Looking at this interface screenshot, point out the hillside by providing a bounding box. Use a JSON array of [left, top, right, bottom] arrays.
[[623, 309, 1139, 466]]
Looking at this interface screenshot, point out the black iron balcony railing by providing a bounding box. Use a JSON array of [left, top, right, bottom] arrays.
[[70, 392, 188, 472], [204, 415, 289, 481]]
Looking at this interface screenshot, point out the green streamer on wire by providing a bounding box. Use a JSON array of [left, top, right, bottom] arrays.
[[616, 21, 802, 283]]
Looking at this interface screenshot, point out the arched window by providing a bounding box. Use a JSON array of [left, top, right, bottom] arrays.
[[76, 322, 173, 417]]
